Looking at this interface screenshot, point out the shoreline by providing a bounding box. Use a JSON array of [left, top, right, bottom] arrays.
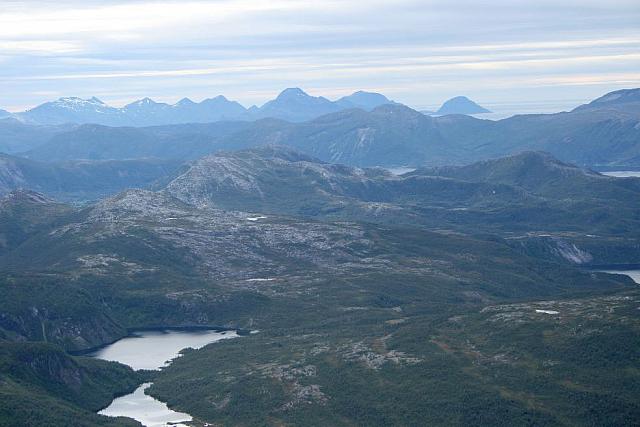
[[70, 325, 249, 356]]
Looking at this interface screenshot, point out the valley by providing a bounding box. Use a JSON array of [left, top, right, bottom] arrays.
[[92, 329, 239, 427], [2, 0, 639, 424], [0, 88, 638, 426]]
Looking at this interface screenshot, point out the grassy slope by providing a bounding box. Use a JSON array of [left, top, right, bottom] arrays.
[[148, 227, 637, 426], [0, 159, 638, 425]]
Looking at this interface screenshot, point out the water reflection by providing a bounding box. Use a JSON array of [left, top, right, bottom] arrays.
[[92, 329, 238, 426], [600, 171, 640, 178], [89, 329, 237, 370], [99, 383, 192, 427]]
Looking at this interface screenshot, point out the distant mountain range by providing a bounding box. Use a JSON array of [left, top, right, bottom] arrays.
[[0, 88, 638, 170], [5, 89, 397, 126], [4, 89, 496, 126], [203, 88, 640, 168]]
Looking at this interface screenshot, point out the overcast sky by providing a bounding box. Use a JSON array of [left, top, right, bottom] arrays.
[[1, 0, 639, 112]]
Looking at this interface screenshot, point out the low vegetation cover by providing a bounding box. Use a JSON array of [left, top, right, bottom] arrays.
[[0, 146, 638, 425]]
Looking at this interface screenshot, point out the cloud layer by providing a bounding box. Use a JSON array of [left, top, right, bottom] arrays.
[[1, 0, 639, 112]]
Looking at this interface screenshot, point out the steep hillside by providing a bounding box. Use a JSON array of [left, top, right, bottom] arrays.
[[26, 121, 248, 162], [163, 147, 640, 233], [573, 88, 640, 115], [0, 342, 140, 426], [218, 104, 458, 166], [0, 119, 74, 154], [416, 151, 640, 200], [0, 190, 71, 255], [0, 154, 181, 202]]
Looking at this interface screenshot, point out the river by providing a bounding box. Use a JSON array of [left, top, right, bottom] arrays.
[[90, 329, 238, 427]]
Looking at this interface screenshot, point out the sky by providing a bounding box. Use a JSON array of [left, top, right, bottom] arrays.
[[0, 0, 639, 113]]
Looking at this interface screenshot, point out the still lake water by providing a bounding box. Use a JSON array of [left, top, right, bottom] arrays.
[[386, 166, 416, 176], [100, 382, 193, 427], [600, 171, 640, 178], [91, 329, 238, 427], [598, 270, 640, 284]]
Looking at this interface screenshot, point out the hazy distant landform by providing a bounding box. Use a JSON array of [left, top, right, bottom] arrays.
[[0, 88, 637, 202], [421, 95, 492, 116], [0, 89, 398, 126], [0, 89, 499, 127]]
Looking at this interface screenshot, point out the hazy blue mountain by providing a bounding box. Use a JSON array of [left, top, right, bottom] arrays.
[[435, 96, 491, 115], [121, 97, 173, 125], [18, 95, 250, 127], [25, 121, 250, 162], [186, 95, 247, 121], [216, 89, 640, 168], [121, 95, 248, 126], [7, 88, 640, 169], [18, 97, 129, 126], [0, 109, 11, 119], [251, 88, 343, 122], [0, 153, 181, 202], [14, 89, 398, 126], [335, 90, 394, 110], [219, 104, 457, 167], [0, 118, 76, 153], [573, 88, 640, 115], [435, 105, 640, 167]]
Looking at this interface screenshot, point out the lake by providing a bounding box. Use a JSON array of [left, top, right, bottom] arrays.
[[91, 329, 238, 426], [598, 269, 640, 284], [600, 171, 640, 178], [100, 382, 193, 427], [386, 166, 416, 175]]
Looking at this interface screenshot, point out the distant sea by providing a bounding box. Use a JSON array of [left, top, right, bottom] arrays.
[[423, 99, 587, 121]]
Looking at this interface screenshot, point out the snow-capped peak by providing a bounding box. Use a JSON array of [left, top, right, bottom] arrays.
[[52, 97, 111, 111]]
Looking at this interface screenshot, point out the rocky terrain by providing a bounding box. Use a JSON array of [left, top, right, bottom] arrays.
[[159, 147, 640, 266], [0, 136, 638, 425]]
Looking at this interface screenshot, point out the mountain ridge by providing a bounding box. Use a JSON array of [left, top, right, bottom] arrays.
[[11, 88, 397, 126], [1, 88, 638, 169], [573, 88, 640, 115]]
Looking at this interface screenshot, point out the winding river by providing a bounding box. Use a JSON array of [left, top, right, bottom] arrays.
[[90, 329, 238, 427]]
